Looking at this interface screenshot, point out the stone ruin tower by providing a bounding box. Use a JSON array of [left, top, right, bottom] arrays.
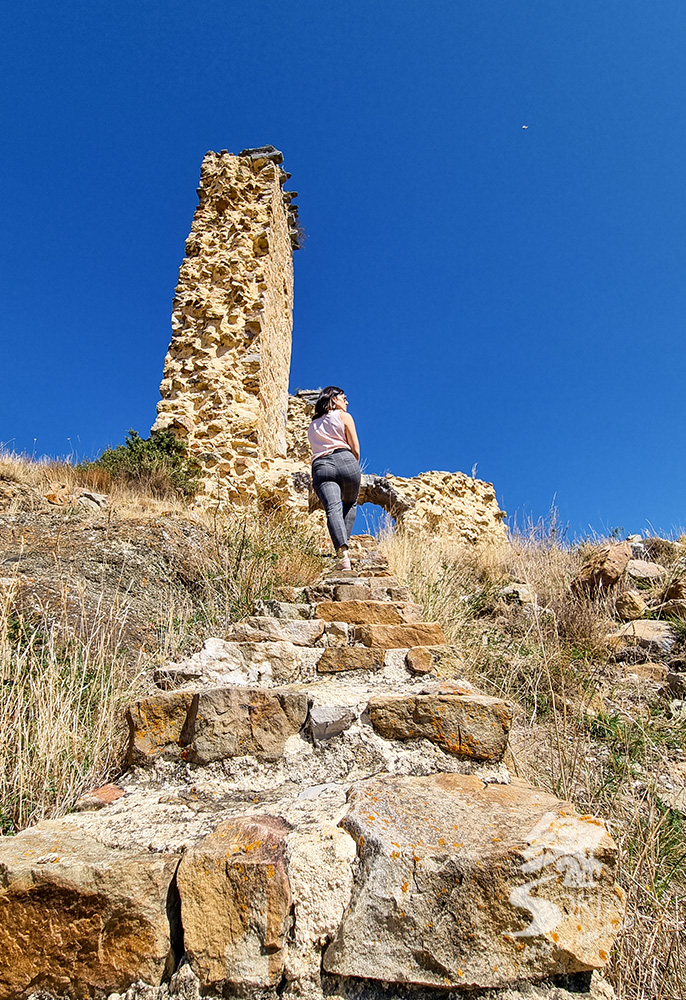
[[152, 146, 302, 506], [154, 147, 509, 546]]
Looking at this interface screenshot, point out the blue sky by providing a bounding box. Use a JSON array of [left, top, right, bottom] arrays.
[[2, 1, 685, 538]]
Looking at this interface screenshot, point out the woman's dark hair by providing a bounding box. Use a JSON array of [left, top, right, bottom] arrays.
[[313, 386, 345, 419]]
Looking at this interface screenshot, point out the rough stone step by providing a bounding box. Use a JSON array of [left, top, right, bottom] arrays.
[[127, 686, 309, 766], [335, 581, 412, 602], [316, 647, 386, 673], [368, 690, 513, 761], [153, 638, 324, 689], [226, 616, 326, 646], [253, 598, 313, 620], [354, 622, 447, 648], [314, 600, 424, 626], [0, 821, 180, 998], [323, 772, 625, 989]]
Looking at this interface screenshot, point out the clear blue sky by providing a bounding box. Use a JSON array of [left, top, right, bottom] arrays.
[[2, 0, 685, 538]]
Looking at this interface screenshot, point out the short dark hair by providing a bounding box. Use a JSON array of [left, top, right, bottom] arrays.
[[313, 386, 345, 419]]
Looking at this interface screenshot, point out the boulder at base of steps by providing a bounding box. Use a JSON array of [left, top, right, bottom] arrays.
[[324, 772, 625, 989]]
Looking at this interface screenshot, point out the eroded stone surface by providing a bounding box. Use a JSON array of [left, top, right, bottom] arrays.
[[324, 773, 624, 989], [0, 822, 179, 999], [317, 647, 386, 673], [571, 542, 632, 597], [128, 686, 308, 764], [354, 622, 446, 648], [368, 691, 513, 761], [315, 600, 423, 625], [177, 815, 291, 988], [226, 616, 325, 646]]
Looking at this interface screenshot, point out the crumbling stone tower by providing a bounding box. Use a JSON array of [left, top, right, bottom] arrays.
[[152, 146, 300, 504]]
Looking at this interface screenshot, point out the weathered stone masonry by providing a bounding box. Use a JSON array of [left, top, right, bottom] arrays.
[[152, 146, 300, 504], [154, 147, 508, 546]]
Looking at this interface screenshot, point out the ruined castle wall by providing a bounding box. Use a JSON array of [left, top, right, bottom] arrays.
[[152, 148, 298, 503]]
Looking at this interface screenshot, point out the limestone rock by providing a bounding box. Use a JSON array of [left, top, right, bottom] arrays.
[[226, 616, 325, 646], [317, 647, 385, 673], [315, 600, 423, 625], [500, 583, 536, 605], [627, 559, 668, 582], [615, 590, 648, 621], [254, 599, 313, 620], [127, 686, 308, 765], [607, 619, 676, 654], [354, 622, 446, 648], [168, 637, 322, 686], [406, 644, 466, 675], [308, 705, 356, 745], [324, 773, 624, 989], [177, 816, 291, 989], [367, 691, 512, 760], [0, 821, 179, 999], [571, 542, 632, 597]]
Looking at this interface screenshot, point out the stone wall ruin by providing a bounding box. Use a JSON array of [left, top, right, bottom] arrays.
[[154, 147, 508, 546]]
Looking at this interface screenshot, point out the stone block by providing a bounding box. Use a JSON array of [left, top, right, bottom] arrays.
[[368, 691, 512, 760], [406, 644, 465, 675], [0, 822, 179, 999], [127, 686, 308, 765], [226, 616, 324, 646], [317, 647, 385, 673], [315, 600, 423, 625], [323, 773, 624, 989], [309, 705, 356, 744], [254, 599, 313, 620], [354, 622, 446, 648], [177, 816, 291, 989]]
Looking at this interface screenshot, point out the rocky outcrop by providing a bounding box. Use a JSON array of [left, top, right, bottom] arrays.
[[571, 542, 632, 597]]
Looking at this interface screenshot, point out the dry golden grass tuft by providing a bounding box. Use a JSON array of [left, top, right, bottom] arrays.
[[380, 523, 686, 1000]]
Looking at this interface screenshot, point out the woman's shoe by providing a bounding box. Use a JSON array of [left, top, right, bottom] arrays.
[[335, 555, 352, 572]]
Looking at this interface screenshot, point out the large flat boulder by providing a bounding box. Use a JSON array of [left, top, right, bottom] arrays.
[[177, 816, 291, 989], [127, 686, 308, 765], [354, 623, 446, 648], [324, 773, 624, 989], [0, 821, 179, 999], [368, 691, 512, 761]]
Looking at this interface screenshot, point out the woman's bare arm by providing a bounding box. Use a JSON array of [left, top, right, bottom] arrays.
[[341, 412, 360, 461]]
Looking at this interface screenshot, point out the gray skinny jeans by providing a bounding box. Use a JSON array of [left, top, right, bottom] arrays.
[[312, 448, 361, 550]]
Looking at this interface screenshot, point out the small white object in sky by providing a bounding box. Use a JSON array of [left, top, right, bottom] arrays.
[[522, 125, 529, 129]]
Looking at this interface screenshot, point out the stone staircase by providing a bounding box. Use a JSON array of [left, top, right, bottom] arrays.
[[0, 536, 624, 1000]]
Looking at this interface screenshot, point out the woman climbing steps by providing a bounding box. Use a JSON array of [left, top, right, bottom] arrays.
[[308, 386, 361, 572]]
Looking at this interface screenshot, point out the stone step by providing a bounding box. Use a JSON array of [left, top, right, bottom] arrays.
[[127, 686, 309, 766], [405, 643, 465, 674], [314, 600, 423, 626], [226, 616, 326, 646], [316, 647, 386, 673], [323, 772, 624, 989], [253, 598, 313, 620], [354, 622, 447, 648], [368, 688, 513, 761]]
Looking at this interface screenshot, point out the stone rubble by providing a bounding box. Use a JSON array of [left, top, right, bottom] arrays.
[[0, 536, 624, 1000]]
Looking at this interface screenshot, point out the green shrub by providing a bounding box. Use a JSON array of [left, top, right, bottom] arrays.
[[83, 430, 201, 499]]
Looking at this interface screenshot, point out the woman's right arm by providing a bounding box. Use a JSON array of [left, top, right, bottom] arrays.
[[341, 412, 360, 461]]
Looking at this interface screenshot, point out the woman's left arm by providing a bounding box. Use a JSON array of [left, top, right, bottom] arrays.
[[341, 412, 360, 461]]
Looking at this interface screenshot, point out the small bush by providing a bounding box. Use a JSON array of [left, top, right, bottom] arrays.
[[82, 430, 201, 499]]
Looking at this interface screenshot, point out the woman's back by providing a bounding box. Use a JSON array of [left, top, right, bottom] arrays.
[[308, 410, 350, 458]]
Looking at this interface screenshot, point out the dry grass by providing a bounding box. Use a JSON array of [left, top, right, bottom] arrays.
[[0, 581, 141, 833], [0, 455, 328, 829], [380, 523, 686, 1000]]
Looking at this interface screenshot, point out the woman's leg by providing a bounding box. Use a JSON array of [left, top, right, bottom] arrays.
[[337, 451, 362, 544], [312, 457, 349, 551]]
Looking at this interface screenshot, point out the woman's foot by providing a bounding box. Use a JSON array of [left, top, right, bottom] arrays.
[[335, 547, 352, 572]]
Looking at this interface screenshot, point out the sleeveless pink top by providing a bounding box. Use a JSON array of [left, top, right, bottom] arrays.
[[308, 411, 351, 459]]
